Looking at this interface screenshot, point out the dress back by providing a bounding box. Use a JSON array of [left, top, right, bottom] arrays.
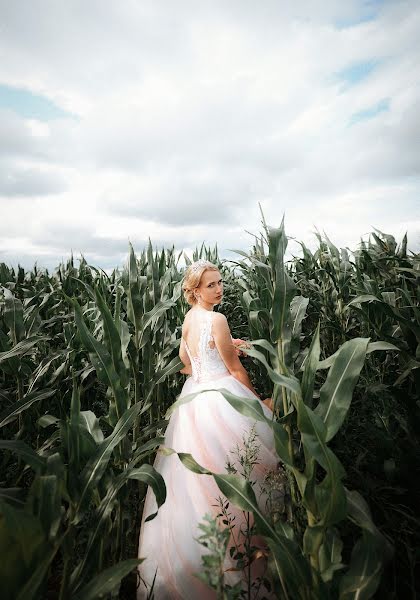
[[182, 308, 229, 383]]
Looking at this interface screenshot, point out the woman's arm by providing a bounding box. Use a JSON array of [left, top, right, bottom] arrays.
[[179, 337, 192, 375], [180, 364, 193, 375], [212, 314, 261, 398]]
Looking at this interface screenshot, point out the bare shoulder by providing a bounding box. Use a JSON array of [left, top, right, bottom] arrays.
[[182, 310, 192, 334], [212, 312, 228, 330], [213, 311, 227, 322]]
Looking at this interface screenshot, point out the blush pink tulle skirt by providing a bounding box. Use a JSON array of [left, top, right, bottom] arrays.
[[137, 373, 279, 600]]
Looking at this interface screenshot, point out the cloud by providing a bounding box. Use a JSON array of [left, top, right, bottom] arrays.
[[0, 0, 419, 271], [0, 160, 67, 197]]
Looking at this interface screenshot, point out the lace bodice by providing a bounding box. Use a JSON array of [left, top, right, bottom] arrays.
[[182, 309, 230, 383]]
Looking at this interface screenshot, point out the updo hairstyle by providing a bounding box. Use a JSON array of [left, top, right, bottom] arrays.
[[182, 260, 219, 306]]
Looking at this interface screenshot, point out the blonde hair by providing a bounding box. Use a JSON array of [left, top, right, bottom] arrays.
[[182, 260, 219, 306]]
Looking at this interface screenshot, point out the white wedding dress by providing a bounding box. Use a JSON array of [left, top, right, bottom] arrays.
[[137, 308, 279, 599]]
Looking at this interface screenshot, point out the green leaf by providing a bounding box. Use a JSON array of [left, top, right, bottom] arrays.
[[177, 450, 298, 551], [301, 322, 320, 408], [0, 440, 46, 473], [0, 389, 55, 428], [16, 544, 61, 600], [93, 282, 129, 389], [28, 474, 61, 541], [267, 218, 297, 342], [250, 338, 277, 357], [128, 465, 167, 522], [338, 532, 383, 600], [27, 350, 69, 394], [176, 451, 213, 474], [79, 411, 104, 444], [126, 243, 143, 333], [66, 294, 129, 425], [366, 341, 399, 353], [347, 294, 380, 306], [240, 345, 301, 395], [138, 299, 176, 350], [165, 389, 209, 417], [73, 559, 143, 600], [75, 401, 144, 521], [295, 389, 347, 525], [345, 488, 394, 563], [0, 498, 45, 566], [0, 487, 25, 508], [0, 336, 50, 364], [315, 338, 369, 443], [207, 465, 313, 596], [318, 526, 345, 582], [69, 376, 81, 471], [70, 465, 164, 592], [3, 289, 25, 345], [290, 295, 309, 356], [37, 415, 60, 428]]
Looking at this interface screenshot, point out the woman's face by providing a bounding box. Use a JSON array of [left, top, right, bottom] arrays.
[[196, 270, 223, 305]]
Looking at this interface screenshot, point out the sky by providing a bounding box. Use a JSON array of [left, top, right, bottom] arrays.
[[0, 0, 419, 271]]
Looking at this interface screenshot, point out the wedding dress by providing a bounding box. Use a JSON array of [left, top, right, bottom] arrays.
[[137, 307, 279, 599]]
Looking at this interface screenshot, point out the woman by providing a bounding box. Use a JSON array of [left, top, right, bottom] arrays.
[[137, 260, 278, 599]]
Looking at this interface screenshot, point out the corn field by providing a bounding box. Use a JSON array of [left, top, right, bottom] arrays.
[[0, 217, 419, 599]]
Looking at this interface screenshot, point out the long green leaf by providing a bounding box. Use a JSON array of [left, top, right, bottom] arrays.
[[301, 322, 320, 407], [73, 559, 143, 600], [176, 452, 313, 597], [16, 544, 61, 600], [295, 393, 347, 526], [338, 532, 383, 600], [0, 389, 55, 428], [0, 440, 47, 472], [268, 219, 297, 342], [241, 345, 301, 395], [315, 338, 369, 442], [3, 289, 25, 345], [75, 401, 144, 521], [93, 283, 129, 389], [67, 294, 129, 425], [70, 464, 164, 592], [0, 336, 50, 364]]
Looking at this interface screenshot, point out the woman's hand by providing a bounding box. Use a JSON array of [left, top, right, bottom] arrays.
[[231, 338, 251, 357]]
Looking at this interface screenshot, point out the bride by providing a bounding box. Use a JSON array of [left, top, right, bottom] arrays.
[[137, 259, 279, 599]]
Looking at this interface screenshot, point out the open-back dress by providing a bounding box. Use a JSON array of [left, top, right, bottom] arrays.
[[137, 307, 279, 599]]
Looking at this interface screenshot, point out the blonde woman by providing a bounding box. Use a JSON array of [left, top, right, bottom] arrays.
[[137, 260, 278, 599]]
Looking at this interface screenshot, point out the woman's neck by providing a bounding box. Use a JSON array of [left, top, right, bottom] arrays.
[[193, 302, 214, 312]]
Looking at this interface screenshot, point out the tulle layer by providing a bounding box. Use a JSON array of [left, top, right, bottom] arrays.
[[137, 374, 279, 600]]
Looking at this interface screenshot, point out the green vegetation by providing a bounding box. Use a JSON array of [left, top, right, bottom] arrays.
[[0, 216, 418, 599]]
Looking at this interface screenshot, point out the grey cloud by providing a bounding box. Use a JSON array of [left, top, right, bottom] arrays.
[[82, 82, 302, 174], [344, 101, 420, 181], [0, 1, 193, 99], [0, 109, 80, 169], [102, 174, 260, 226], [28, 222, 197, 257], [0, 160, 67, 197], [29, 225, 130, 257], [0, 109, 47, 159], [0, 221, 249, 270], [0, 0, 419, 270], [0, 247, 125, 272]]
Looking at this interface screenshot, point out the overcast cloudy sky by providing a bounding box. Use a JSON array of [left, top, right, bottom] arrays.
[[0, 0, 419, 270]]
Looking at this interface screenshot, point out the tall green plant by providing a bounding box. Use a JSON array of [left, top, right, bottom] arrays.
[[209, 214, 397, 598]]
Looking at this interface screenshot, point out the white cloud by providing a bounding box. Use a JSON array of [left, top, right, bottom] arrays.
[[0, 0, 419, 270]]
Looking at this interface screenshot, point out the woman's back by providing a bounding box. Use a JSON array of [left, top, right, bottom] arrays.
[[181, 307, 229, 383]]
